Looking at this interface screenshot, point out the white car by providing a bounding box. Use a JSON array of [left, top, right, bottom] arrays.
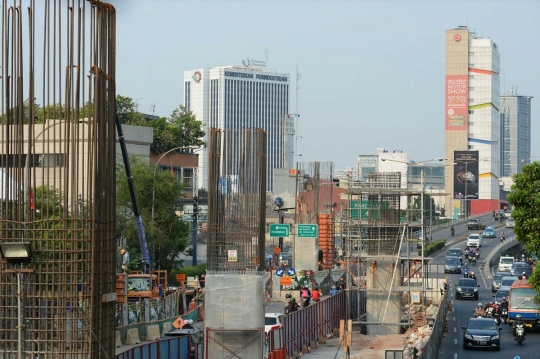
[[264, 313, 284, 333], [466, 233, 482, 247], [506, 218, 515, 228]]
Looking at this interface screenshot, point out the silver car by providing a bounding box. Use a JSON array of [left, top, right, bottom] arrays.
[[491, 272, 506, 293], [506, 218, 515, 228]]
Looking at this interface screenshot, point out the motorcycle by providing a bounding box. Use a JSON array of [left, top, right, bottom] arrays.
[[515, 323, 525, 345], [500, 234, 505, 242], [501, 308, 508, 324], [301, 296, 311, 308], [451, 227, 455, 237], [463, 266, 470, 278], [471, 256, 477, 266], [492, 311, 502, 326]]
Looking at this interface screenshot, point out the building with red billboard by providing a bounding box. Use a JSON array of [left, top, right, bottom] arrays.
[[444, 26, 501, 217]]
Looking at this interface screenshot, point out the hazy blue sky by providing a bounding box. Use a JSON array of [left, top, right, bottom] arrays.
[[114, 0, 539, 170]]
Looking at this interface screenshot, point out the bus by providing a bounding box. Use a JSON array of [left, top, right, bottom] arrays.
[[508, 279, 540, 328]]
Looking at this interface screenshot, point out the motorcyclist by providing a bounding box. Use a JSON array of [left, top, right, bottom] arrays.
[[300, 285, 311, 307], [500, 232, 505, 241], [337, 277, 346, 291], [475, 247, 480, 259], [513, 314, 525, 338], [468, 249, 475, 262], [450, 225, 455, 236], [468, 271, 477, 281], [464, 247, 470, 260], [521, 271, 528, 280], [312, 287, 321, 302], [473, 303, 486, 317], [500, 296, 509, 310], [285, 294, 299, 313]]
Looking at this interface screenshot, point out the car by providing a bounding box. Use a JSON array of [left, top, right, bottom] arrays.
[[494, 211, 504, 220], [447, 248, 463, 262], [491, 272, 507, 293], [493, 286, 510, 303], [512, 267, 532, 279], [467, 234, 482, 248], [500, 276, 518, 288], [468, 219, 483, 230], [482, 227, 496, 238], [445, 256, 462, 274], [498, 256, 514, 272], [455, 278, 480, 300], [265, 313, 284, 333], [505, 218, 515, 228], [504, 210, 512, 218], [462, 317, 501, 351], [509, 262, 530, 276]]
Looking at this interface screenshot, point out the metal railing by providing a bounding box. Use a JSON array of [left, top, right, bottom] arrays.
[[278, 291, 345, 357], [115, 335, 195, 359]]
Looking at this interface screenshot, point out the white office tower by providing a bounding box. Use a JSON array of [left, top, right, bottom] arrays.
[[184, 66, 291, 191]]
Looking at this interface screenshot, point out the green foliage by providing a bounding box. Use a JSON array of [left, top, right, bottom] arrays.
[[420, 239, 446, 256], [170, 264, 207, 285], [116, 155, 190, 272], [508, 162, 540, 306], [116, 95, 146, 125], [150, 105, 205, 154]]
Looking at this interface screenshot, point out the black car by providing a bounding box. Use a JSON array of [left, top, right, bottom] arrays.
[[455, 278, 479, 300], [462, 317, 501, 351], [445, 256, 462, 274]]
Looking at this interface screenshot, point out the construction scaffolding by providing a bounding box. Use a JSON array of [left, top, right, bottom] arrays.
[[0, 1, 117, 357], [337, 170, 447, 333]]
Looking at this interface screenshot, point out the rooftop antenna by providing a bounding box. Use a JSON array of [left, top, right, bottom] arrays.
[[151, 104, 156, 115]]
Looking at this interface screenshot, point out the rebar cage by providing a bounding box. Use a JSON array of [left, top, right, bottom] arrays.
[[0, 1, 117, 357], [206, 127, 267, 274]]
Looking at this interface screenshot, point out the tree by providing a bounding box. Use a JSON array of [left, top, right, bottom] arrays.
[[116, 155, 190, 271], [507, 162, 540, 305], [116, 95, 146, 125], [151, 105, 205, 154]]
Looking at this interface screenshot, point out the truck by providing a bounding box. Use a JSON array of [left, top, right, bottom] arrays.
[[117, 269, 171, 303], [467, 219, 485, 230]]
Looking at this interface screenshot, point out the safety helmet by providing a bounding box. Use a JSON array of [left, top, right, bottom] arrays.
[[477, 303, 482, 308], [502, 296, 507, 301], [120, 249, 126, 254], [285, 294, 292, 299], [523, 271, 526, 275], [332, 285, 336, 289], [516, 314, 522, 319], [495, 301, 500, 305]]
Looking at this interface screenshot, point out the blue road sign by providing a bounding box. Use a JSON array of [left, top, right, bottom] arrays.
[[275, 268, 284, 277], [287, 268, 296, 277]]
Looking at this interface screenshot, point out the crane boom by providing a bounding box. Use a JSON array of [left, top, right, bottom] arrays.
[[115, 111, 151, 274]]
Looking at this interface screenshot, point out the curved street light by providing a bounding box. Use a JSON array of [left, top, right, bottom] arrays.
[[151, 145, 201, 219]]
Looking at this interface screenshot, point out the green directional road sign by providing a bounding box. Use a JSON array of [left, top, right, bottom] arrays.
[[270, 224, 290, 237], [297, 224, 318, 238]]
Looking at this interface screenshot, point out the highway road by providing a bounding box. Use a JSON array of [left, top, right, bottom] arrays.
[[434, 218, 540, 359]]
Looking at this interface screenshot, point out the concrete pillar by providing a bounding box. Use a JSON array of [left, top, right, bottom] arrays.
[[365, 259, 402, 335], [205, 274, 265, 358], [294, 237, 318, 270]]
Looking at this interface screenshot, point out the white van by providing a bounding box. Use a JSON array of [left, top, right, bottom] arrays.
[[498, 256, 514, 272]]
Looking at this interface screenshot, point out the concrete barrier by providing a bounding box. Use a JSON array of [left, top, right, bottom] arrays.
[[481, 237, 519, 279], [125, 328, 141, 345], [146, 324, 161, 341], [115, 331, 122, 348]]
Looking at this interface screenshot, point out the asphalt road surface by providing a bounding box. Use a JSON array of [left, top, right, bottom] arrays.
[[436, 219, 539, 359]]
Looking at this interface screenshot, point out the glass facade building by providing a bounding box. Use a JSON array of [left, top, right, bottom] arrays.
[[184, 66, 290, 190], [500, 95, 533, 177]]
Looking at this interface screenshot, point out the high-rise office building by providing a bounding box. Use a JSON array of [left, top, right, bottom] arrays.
[[500, 93, 533, 177], [444, 26, 501, 217], [184, 66, 291, 190]]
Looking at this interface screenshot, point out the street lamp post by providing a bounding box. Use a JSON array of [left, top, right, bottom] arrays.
[[151, 145, 200, 219]]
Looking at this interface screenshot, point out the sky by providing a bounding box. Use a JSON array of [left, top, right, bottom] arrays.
[[113, 0, 540, 170]]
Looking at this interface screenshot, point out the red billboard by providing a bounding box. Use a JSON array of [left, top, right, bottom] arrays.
[[445, 75, 468, 130]]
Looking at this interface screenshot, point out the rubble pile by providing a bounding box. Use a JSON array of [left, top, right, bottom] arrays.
[[402, 325, 432, 359]]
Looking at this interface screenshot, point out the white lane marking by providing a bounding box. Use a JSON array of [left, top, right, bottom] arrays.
[[453, 316, 456, 321], [454, 327, 456, 333], [479, 263, 489, 289], [454, 353, 458, 359], [454, 339, 457, 345]]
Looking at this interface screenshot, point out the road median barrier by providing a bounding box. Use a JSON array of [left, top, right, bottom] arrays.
[[481, 237, 519, 279]]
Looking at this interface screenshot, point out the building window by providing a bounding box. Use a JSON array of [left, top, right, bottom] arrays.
[[469, 110, 474, 114]]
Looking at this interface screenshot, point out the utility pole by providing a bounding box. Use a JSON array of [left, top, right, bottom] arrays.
[[192, 196, 198, 266]]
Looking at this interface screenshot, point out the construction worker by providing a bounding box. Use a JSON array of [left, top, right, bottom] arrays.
[[121, 249, 130, 272]]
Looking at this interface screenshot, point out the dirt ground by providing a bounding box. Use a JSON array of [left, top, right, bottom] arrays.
[[347, 332, 409, 359]]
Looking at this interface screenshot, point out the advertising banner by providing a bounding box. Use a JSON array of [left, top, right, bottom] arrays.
[[445, 75, 468, 130], [453, 151, 479, 200]]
